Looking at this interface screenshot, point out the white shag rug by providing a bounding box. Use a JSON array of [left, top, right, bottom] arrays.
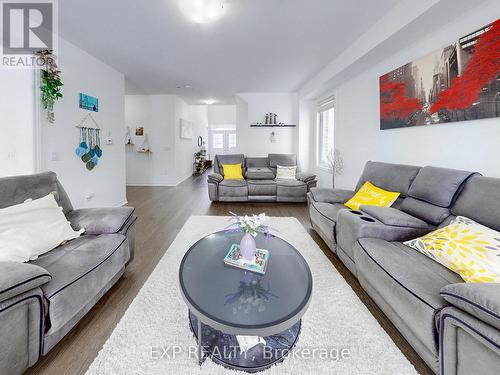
[[86, 216, 419, 375]]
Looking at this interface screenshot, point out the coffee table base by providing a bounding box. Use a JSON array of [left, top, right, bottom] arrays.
[[189, 311, 301, 373]]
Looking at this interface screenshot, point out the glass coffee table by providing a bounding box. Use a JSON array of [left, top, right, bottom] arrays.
[[179, 231, 313, 373]]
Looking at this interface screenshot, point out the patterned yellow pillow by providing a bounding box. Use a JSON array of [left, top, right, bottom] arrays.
[[405, 216, 500, 283], [345, 182, 400, 210]]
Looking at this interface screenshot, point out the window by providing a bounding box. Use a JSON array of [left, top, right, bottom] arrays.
[[317, 106, 334, 168], [209, 130, 236, 155], [212, 133, 224, 149], [228, 133, 237, 148]]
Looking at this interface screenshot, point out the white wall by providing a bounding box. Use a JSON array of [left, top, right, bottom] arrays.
[[0, 70, 36, 177], [326, 7, 500, 189], [41, 38, 126, 208], [125, 95, 207, 186], [235, 93, 299, 156], [208, 105, 236, 128], [125, 95, 176, 186], [174, 97, 207, 183]]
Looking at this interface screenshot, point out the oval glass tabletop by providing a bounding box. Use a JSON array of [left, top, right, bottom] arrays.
[[179, 231, 313, 331]]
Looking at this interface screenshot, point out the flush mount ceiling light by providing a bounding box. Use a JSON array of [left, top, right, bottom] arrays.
[[179, 0, 225, 24], [203, 98, 216, 105]]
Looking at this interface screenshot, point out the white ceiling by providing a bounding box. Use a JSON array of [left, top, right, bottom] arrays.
[[59, 0, 401, 104]]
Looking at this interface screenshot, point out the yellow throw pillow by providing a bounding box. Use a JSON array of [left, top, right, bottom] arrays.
[[345, 182, 400, 210], [222, 163, 244, 180], [404, 216, 500, 283]]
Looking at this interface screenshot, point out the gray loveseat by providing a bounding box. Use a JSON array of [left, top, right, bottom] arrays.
[[207, 153, 317, 202], [308, 161, 500, 374], [0, 172, 137, 375]]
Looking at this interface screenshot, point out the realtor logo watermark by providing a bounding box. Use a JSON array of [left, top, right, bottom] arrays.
[[1, 0, 57, 68], [150, 345, 352, 362]]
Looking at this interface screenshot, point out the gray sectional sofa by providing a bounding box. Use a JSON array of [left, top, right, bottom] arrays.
[[207, 153, 317, 202], [308, 161, 500, 374], [0, 172, 137, 375]]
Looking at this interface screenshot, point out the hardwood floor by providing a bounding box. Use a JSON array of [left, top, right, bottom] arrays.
[[27, 173, 432, 375]]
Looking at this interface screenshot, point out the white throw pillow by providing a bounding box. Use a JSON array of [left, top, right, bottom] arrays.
[[276, 165, 297, 179], [0, 194, 84, 262]]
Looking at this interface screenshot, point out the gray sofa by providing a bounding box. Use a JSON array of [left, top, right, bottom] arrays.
[[207, 153, 317, 202], [308, 161, 500, 374], [0, 172, 137, 375]]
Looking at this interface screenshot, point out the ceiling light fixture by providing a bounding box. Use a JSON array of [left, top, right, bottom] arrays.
[[204, 98, 216, 105], [179, 0, 225, 24]]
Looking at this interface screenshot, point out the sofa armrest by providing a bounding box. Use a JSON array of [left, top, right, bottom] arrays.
[[360, 206, 432, 229], [440, 306, 500, 375], [66, 207, 135, 235], [208, 173, 223, 183], [0, 262, 51, 303], [441, 283, 500, 330], [310, 188, 355, 204], [296, 172, 316, 183]]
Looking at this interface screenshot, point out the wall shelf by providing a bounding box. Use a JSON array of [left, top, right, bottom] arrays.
[[250, 124, 296, 127]]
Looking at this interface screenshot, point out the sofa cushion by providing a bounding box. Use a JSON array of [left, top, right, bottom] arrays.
[[213, 154, 245, 175], [309, 201, 346, 245], [407, 166, 477, 208], [276, 178, 307, 197], [354, 238, 462, 357], [219, 179, 248, 197], [245, 167, 275, 180], [245, 157, 269, 168], [268, 154, 297, 168], [247, 180, 276, 196], [401, 197, 452, 226], [66, 207, 135, 235], [355, 161, 420, 197], [452, 176, 500, 232], [0, 171, 73, 214], [31, 233, 129, 352], [360, 206, 431, 229]]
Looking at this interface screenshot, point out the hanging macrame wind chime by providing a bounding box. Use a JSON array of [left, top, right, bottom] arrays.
[[75, 114, 103, 171]]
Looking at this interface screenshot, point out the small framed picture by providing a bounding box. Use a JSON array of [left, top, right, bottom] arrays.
[[135, 127, 144, 136], [79, 93, 99, 112]]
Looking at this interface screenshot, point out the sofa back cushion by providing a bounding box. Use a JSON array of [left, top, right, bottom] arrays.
[[0, 171, 73, 214], [246, 157, 269, 168], [452, 176, 500, 232], [401, 166, 477, 225], [213, 154, 245, 175], [407, 166, 477, 207], [268, 154, 298, 175], [355, 161, 420, 197]]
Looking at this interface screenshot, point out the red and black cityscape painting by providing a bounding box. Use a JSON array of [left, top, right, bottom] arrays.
[[380, 19, 500, 130]]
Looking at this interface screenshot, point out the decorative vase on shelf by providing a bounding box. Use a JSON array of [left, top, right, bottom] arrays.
[[240, 233, 257, 260]]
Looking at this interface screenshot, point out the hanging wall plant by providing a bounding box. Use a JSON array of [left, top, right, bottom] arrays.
[[36, 50, 63, 123]]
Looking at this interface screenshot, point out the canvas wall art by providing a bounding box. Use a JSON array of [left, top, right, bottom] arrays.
[[180, 119, 194, 139], [79, 93, 99, 112], [380, 19, 499, 130]]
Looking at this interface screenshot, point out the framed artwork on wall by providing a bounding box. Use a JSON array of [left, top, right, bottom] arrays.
[[379, 19, 499, 130], [79, 93, 99, 112], [180, 119, 194, 139]]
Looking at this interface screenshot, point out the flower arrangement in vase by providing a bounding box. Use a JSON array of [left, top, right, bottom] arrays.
[[226, 212, 271, 260]]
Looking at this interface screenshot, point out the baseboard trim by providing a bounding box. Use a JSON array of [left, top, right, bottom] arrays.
[[126, 182, 177, 187], [127, 174, 192, 187]]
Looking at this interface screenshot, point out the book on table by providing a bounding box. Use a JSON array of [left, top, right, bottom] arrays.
[[223, 243, 269, 275]]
